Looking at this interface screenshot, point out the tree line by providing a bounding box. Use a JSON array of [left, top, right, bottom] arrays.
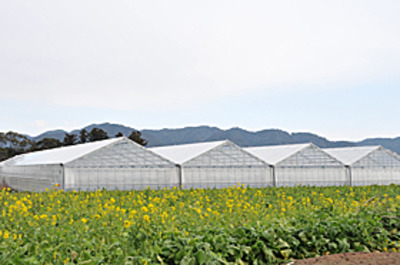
[[0, 128, 147, 162]]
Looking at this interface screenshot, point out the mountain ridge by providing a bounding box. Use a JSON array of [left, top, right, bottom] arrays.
[[23, 122, 400, 155]]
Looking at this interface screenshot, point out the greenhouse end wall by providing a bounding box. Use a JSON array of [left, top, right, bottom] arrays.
[[349, 147, 400, 186], [180, 142, 273, 189], [1, 164, 63, 192], [62, 138, 181, 191]]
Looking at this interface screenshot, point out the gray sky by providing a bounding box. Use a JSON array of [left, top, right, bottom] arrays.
[[1, 0, 400, 140]]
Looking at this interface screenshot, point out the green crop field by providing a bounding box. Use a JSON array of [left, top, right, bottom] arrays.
[[0, 184, 399, 264]]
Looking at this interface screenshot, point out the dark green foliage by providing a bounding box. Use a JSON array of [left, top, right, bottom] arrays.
[[128, 130, 148, 146], [0, 132, 35, 161], [34, 138, 62, 151], [115, 132, 124, 138], [88, 128, 109, 142], [79, 129, 89, 143], [62, 133, 77, 146]]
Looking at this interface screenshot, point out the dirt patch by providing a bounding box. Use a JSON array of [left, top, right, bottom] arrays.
[[289, 252, 400, 265]]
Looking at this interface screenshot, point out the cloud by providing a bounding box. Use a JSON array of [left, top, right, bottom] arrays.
[[1, 0, 400, 110]]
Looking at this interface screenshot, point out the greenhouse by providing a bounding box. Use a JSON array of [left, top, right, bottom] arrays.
[[0, 137, 179, 192], [323, 146, 400, 186], [245, 143, 348, 186], [150, 140, 272, 189]]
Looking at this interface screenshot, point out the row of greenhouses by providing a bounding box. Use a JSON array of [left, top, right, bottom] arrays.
[[0, 137, 399, 191]]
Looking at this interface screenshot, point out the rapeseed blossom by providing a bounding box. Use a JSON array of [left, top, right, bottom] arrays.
[[0, 184, 398, 263]]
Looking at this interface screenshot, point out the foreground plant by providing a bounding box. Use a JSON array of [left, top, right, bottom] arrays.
[[0, 184, 399, 264]]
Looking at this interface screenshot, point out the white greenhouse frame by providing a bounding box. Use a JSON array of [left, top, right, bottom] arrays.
[[323, 146, 400, 186], [150, 140, 273, 189], [245, 143, 348, 187], [0, 137, 179, 191]]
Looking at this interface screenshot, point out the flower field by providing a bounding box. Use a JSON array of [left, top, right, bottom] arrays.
[[1, 184, 400, 264]]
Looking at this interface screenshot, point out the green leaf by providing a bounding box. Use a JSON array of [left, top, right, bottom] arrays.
[[280, 249, 292, 260]]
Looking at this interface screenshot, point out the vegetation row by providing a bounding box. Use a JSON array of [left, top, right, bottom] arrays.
[[0, 184, 399, 264]]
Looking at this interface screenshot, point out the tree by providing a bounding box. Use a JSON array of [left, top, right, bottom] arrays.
[[128, 130, 148, 146], [0, 131, 34, 161], [0, 133, 6, 147], [35, 138, 62, 151], [115, 132, 124, 137], [0, 148, 8, 162], [63, 133, 77, 146], [79, 129, 89, 143], [88, 128, 109, 142], [4, 132, 34, 152]]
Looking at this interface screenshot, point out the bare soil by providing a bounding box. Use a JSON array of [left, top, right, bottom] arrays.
[[288, 252, 400, 265]]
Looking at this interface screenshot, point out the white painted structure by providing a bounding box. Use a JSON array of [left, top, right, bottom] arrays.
[[323, 146, 400, 186], [0, 137, 179, 191], [246, 143, 347, 186], [1, 137, 399, 191], [150, 140, 272, 188]]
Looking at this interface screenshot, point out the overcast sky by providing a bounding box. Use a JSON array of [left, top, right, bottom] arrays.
[[1, 0, 400, 140]]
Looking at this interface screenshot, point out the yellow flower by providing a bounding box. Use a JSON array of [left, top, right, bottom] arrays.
[[124, 220, 131, 228], [81, 218, 88, 224], [143, 215, 150, 223]]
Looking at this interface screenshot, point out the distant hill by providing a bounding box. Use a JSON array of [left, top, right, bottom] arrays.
[[24, 122, 400, 155], [31, 123, 135, 142]]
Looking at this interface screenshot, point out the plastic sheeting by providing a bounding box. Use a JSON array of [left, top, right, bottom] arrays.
[[2, 138, 400, 191], [246, 143, 348, 187], [151, 141, 272, 188], [324, 146, 400, 186], [0, 137, 180, 191]]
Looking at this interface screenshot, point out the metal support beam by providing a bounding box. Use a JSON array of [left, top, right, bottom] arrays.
[[60, 163, 65, 190], [345, 165, 352, 186], [177, 164, 183, 189], [270, 165, 277, 187]]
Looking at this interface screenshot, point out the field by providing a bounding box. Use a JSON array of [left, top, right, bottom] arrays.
[[0, 184, 400, 264]]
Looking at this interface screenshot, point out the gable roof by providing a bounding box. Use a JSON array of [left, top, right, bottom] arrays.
[[2, 137, 125, 166], [245, 143, 312, 165], [149, 140, 227, 164], [322, 146, 381, 165]]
